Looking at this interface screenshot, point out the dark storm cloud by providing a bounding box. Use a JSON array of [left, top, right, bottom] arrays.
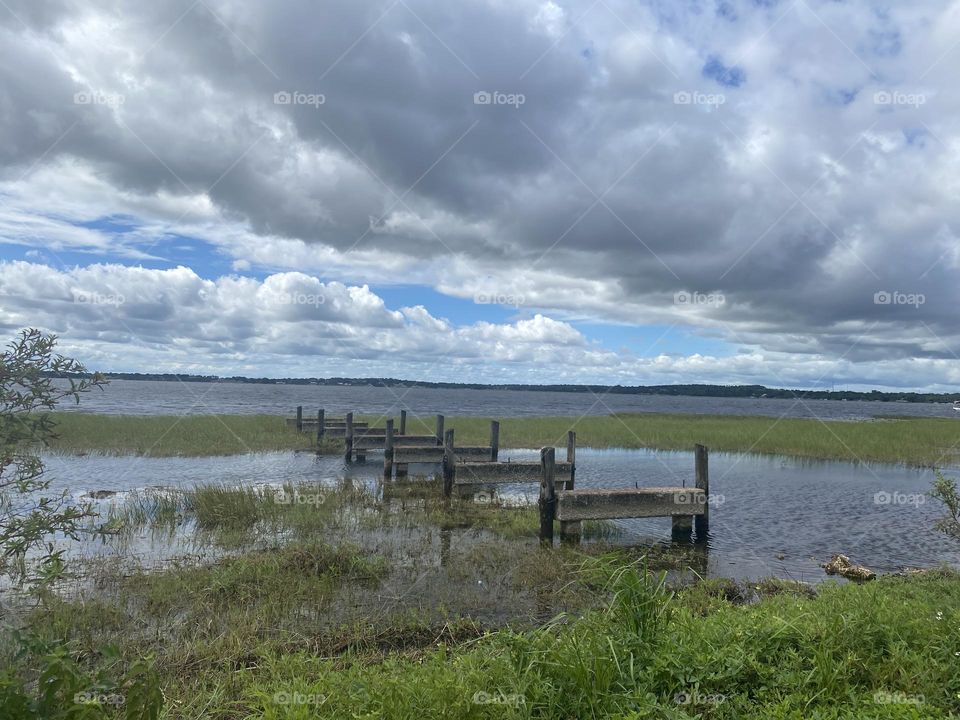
[[0, 0, 958, 370]]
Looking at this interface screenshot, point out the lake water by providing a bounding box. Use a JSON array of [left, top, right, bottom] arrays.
[[49, 448, 960, 583], [64, 379, 959, 420]]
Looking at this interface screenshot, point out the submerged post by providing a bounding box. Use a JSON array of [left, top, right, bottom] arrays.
[[296, 405, 303, 432], [344, 412, 354, 463], [539, 447, 556, 546], [489, 420, 500, 461], [400, 409, 407, 435], [435, 414, 445, 446], [384, 419, 395, 479], [695, 444, 709, 538], [317, 408, 325, 443], [442, 429, 455, 497], [560, 431, 580, 544]]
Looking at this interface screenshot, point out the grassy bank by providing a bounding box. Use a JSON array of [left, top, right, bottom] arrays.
[[46, 411, 960, 465], [4, 480, 959, 718], [8, 557, 960, 718]]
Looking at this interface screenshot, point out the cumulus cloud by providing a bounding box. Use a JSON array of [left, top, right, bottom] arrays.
[[0, 0, 958, 387]]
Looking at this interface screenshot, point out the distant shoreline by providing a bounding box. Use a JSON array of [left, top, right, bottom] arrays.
[[50, 371, 960, 404]]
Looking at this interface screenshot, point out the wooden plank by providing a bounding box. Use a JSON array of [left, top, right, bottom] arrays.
[[393, 446, 445, 463], [555, 487, 706, 522], [400, 410, 407, 435], [393, 435, 442, 446], [454, 461, 573, 484], [296, 406, 302, 432], [453, 447, 497, 461], [489, 421, 500, 462]]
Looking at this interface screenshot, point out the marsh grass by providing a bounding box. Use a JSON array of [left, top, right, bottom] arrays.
[[46, 411, 960, 465], [7, 473, 960, 719], [45, 412, 316, 456]]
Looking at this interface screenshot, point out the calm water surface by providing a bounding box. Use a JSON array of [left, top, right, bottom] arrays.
[[48, 448, 960, 583], [66, 379, 960, 420]]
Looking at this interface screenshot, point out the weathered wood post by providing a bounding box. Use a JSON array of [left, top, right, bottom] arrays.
[[296, 405, 303, 432], [384, 419, 394, 479], [400, 409, 407, 435], [489, 420, 500, 461], [316, 408, 325, 443], [442, 429, 455, 497], [560, 431, 580, 544], [539, 447, 556, 546], [344, 412, 354, 463], [566, 431, 576, 484], [435, 414, 445, 446], [695, 444, 709, 538]]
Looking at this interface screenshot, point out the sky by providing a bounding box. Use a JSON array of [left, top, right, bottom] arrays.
[[0, 0, 958, 390]]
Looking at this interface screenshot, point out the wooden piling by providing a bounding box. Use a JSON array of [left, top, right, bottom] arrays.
[[436, 414, 445, 446], [539, 447, 556, 545], [695, 444, 709, 538], [560, 431, 580, 543], [316, 408, 325, 443], [489, 420, 500, 461], [344, 412, 354, 463], [384, 419, 395, 478], [566, 431, 576, 484], [400, 410, 407, 435], [442, 429, 455, 497], [671, 514, 693, 539], [296, 405, 303, 432]]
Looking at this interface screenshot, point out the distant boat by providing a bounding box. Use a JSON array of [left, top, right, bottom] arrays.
[[953, 400, 960, 412]]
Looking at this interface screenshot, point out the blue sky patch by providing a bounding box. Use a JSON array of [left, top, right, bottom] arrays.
[[702, 55, 746, 88]]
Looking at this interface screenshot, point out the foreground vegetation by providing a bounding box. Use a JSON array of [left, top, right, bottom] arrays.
[[6, 551, 960, 718], [0, 480, 957, 718], [47, 411, 960, 465]]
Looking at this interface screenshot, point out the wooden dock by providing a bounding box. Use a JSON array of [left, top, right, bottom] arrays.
[[290, 405, 711, 543], [539, 443, 709, 544]]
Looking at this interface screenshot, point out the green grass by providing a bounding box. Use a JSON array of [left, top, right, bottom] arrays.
[[46, 411, 960, 466], [10, 558, 960, 719], [5, 477, 960, 719], [46, 413, 316, 456]]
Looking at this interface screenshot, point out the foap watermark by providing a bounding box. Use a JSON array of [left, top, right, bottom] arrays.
[[273, 691, 326, 705], [278, 291, 326, 308], [673, 91, 725, 108], [674, 291, 725, 308], [474, 91, 525, 108], [475, 291, 526, 308], [74, 91, 125, 108], [274, 91, 325, 108], [472, 690, 526, 708], [274, 490, 328, 505], [873, 290, 925, 308], [676, 490, 725, 507], [873, 90, 926, 108], [874, 491, 925, 508], [74, 691, 125, 706], [675, 690, 726, 706], [874, 690, 924, 706], [73, 290, 125, 306]]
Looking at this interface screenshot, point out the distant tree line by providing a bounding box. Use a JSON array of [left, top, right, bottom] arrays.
[[44, 372, 959, 403]]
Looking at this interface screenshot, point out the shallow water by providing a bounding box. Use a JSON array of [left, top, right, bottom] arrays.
[[62, 378, 960, 420], [45, 448, 960, 583]]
